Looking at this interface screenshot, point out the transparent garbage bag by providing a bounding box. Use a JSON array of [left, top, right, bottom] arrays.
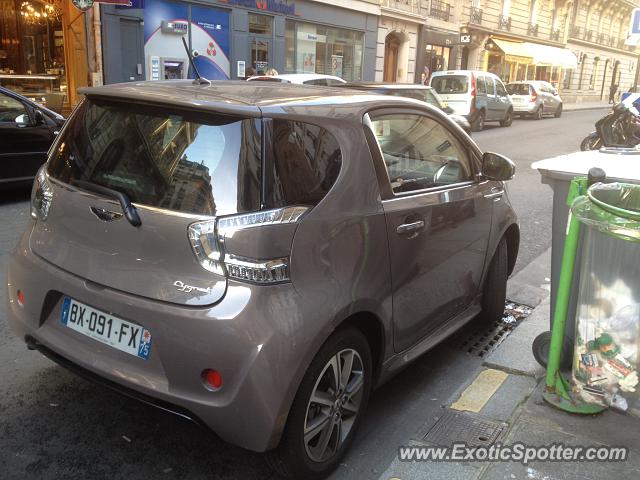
[[570, 183, 640, 414]]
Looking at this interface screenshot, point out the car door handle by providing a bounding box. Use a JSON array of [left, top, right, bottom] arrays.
[[484, 186, 504, 200], [396, 220, 425, 235]]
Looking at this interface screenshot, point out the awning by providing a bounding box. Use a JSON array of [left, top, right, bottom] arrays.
[[490, 38, 578, 69], [491, 38, 533, 64], [526, 44, 578, 69]]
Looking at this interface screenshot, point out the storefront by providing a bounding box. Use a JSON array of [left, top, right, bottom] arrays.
[[0, 0, 95, 113], [483, 37, 577, 89], [415, 27, 460, 83], [101, 0, 378, 84]]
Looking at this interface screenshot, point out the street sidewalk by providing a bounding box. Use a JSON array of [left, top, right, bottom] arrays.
[[563, 100, 611, 112], [377, 247, 640, 480]]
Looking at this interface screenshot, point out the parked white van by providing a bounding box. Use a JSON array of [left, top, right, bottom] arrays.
[[430, 70, 514, 132]]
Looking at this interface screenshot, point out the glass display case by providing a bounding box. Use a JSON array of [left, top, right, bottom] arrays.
[[0, 74, 66, 113]]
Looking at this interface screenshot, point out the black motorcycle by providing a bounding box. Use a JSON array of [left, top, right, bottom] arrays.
[[580, 102, 640, 150]]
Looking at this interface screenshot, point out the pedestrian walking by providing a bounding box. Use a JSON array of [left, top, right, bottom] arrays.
[[609, 83, 618, 104]]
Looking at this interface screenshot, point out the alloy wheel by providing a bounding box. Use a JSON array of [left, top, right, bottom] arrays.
[[303, 348, 364, 463]]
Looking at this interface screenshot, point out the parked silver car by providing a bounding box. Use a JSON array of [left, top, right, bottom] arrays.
[[507, 81, 563, 119], [7, 81, 519, 479]]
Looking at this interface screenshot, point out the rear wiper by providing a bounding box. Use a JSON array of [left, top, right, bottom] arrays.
[[71, 179, 142, 227]]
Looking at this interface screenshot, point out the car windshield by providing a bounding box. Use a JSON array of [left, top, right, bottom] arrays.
[[47, 99, 262, 216], [431, 75, 468, 94], [507, 84, 531, 95]]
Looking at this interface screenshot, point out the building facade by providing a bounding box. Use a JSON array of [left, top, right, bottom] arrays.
[[101, 0, 379, 84], [460, 0, 639, 103]]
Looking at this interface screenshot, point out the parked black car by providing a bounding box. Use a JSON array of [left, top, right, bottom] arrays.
[[339, 82, 472, 134], [0, 86, 64, 187]]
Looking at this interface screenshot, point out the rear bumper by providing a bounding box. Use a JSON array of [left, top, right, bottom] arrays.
[[512, 103, 537, 114], [6, 227, 314, 452]]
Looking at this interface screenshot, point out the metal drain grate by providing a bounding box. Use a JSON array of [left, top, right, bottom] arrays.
[[422, 410, 506, 447], [454, 300, 532, 358]]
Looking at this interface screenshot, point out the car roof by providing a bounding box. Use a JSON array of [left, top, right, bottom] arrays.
[[342, 82, 433, 90], [247, 73, 346, 84], [79, 80, 438, 120], [275, 73, 346, 83], [430, 70, 499, 78]]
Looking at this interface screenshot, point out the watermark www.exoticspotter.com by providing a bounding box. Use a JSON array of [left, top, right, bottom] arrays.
[[398, 443, 628, 465]]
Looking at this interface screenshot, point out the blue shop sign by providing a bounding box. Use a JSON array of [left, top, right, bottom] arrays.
[[219, 0, 295, 15]]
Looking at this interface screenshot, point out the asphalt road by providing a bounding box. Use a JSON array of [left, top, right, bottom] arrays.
[[471, 108, 604, 272], [0, 109, 605, 480]]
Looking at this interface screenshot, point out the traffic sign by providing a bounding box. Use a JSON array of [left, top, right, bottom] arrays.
[[631, 8, 640, 35]]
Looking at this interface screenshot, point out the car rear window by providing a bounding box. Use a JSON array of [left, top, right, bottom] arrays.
[[507, 84, 531, 95], [265, 119, 342, 207], [380, 88, 445, 110], [47, 99, 261, 216], [431, 75, 469, 94]]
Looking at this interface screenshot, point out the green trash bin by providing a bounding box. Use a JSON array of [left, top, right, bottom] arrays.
[[571, 182, 640, 413]]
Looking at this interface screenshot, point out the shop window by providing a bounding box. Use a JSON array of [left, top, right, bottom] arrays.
[[284, 20, 364, 81], [249, 13, 273, 35], [563, 69, 574, 90], [0, 0, 66, 113], [516, 63, 527, 81]]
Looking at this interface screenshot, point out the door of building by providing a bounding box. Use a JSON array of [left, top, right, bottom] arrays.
[[384, 35, 399, 82], [119, 18, 144, 83], [249, 36, 272, 75]]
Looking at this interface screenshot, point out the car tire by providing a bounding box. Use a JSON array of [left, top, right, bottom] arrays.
[[472, 111, 485, 132], [534, 105, 543, 120], [500, 109, 513, 127], [554, 103, 563, 118], [266, 327, 373, 479], [478, 237, 508, 324]]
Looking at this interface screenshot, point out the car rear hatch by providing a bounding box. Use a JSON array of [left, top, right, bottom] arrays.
[[507, 84, 532, 107], [30, 96, 264, 306], [430, 74, 471, 115]]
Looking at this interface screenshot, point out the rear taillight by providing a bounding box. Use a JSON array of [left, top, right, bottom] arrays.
[[188, 206, 308, 284], [470, 73, 476, 113], [530, 88, 538, 103], [30, 167, 53, 221]]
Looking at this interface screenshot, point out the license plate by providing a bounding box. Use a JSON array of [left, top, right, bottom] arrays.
[[60, 297, 152, 360]]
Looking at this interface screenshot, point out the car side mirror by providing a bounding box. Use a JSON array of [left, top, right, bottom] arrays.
[[34, 109, 46, 125], [482, 152, 515, 181]]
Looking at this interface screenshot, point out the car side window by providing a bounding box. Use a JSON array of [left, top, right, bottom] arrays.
[[369, 113, 474, 194], [0, 92, 28, 123], [485, 77, 496, 95], [496, 82, 508, 97], [266, 119, 342, 207], [303, 79, 328, 86], [476, 76, 486, 94]]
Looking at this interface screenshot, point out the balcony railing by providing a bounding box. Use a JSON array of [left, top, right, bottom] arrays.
[[618, 38, 626, 49], [379, 0, 420, 14], [429, 0, 451, 22], [550, 28, 561, 41], [570, 25, 581, 38], [527, 23, 539, 36], [470, 6, 483, 24], [498, 14, 511, 31], [584, 29, 594, 41]]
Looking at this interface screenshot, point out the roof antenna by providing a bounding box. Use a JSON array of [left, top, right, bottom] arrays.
[[182, 36, 211, 86]]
